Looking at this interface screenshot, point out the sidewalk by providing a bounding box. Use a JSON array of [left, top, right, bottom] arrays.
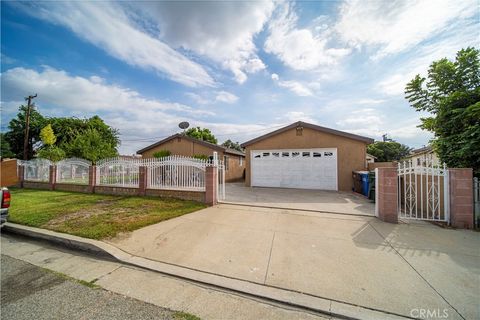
[[0, 233, 330, 320]]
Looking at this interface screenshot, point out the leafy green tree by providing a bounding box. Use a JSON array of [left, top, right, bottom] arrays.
[[193, 154, 209, 160], [63, 129, 118, 163], [367, 141, 412, 162], [405, 47, 480, 175], [185, 127, 217, 144], [37, 124, 65, 162], [4, 105, 46, 159], [153, 150, 171, 158], [40, 124, 57, 146], [221, 139, 243, 151], [50, 115, 120, 153], [0, 133, 15, 158]]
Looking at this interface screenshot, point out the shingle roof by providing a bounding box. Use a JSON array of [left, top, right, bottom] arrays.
[[136, 133, 224, 154], [241, 121, 374, 147]]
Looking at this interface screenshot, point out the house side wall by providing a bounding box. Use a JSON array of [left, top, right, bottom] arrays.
[[224, 153, 245, 182], [140, 137, 224, 160], [244, 127, 368, 191]]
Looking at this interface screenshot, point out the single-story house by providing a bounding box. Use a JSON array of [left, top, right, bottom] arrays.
[[137, 133, 245, 182], [366, 153, 377, 166], [241, 121, 374, 191], [404, 145, 438, 166]]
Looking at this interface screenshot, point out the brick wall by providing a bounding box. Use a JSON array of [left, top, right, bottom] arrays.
[[0, 159, 18, 187], [23, 181, 51, 190], [55, 183, 91, 193], [146, 189, 205, 202], [449, 168, 474, 229], [94, 186, 139, 196], [375, 167, 398, 223]]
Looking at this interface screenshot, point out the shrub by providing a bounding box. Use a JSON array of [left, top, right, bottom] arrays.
[[153, 150, 171, 158], [193, 154, 209, 161]]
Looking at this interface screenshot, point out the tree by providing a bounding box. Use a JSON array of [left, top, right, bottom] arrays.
[[367, 141, 411, 162], [221, 139, 243, 151], [63, 129, 118, 163], [405, 47, 480, 175], [0, 133, 15, 158], [4, 105, 46, 159], [40, 124, 56, 146], [185, 127, 217, 144], [37, 124, 65, 162]]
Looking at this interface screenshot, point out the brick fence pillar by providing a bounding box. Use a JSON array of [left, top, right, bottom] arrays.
[[375, 167, 398, 223], [449, 168, 473, 229], [205, 166, 217, 206], [88, 165, 96, 193], [138, 166, 147, 196], [18, 165, 25, 188], [49, 165, 56, 191]]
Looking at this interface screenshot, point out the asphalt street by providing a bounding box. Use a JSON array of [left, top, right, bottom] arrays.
[[1, 255, 186, 320]]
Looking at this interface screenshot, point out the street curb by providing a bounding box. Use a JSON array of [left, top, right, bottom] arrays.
[[3, 222, 411, 320]]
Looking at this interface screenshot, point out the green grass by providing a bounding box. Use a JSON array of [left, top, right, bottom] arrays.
[[9, 188, 206, 240]]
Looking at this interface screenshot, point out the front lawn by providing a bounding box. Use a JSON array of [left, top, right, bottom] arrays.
[[8, 188, 206, 239]]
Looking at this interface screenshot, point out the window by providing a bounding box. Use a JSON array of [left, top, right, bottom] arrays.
[[282, 152, 290, 157], [239, 157, 243, 166], [313, 152, 321, 157], [417, 158, 421, 166], [254, 153, 261, 158], [292, 152, 300, 158], [263, 152, 270, 157], [272, 152, 280, 157], [302, 152, 310, 157], [224, 155, 229, 171], [324, 152, 333, 156]]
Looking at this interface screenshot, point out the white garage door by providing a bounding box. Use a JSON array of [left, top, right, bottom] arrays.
[[251, 148, 337, 190]]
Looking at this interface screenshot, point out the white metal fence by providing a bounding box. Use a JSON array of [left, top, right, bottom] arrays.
[[96, 157, 142, 187], [398, 160, 449, 222], [56, 158, 91, 184], [144, 156, 212, 191], [19, 155, 223, 195], [23, 158, 52, 182]]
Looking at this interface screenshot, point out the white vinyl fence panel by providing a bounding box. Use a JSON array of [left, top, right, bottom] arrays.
[[56, 158, 91, 184]]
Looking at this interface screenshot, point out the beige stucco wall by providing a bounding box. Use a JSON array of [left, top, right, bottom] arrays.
[[139, 137, 245, 181], [244, 127, 368, 191], [224, 153, 245, 182]]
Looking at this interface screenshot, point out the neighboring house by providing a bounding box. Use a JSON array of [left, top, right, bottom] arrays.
[[366, 153, 377, 166], [137, 133, 245, 182], [404, 146, 439, 166], [241, 121, 374, 191]]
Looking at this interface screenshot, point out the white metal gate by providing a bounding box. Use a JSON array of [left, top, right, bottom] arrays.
[[398, 160, 449, 222], [213, 152, 225, 200]]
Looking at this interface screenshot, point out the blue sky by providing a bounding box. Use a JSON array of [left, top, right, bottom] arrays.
[[1, 0, 478, 154]]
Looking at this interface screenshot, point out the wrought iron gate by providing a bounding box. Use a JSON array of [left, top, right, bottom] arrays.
[[397, 160, 450, 222]]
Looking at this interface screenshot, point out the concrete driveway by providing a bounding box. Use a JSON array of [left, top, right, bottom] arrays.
[[107, 204, 479, 319], [223, 182, 375, 216]]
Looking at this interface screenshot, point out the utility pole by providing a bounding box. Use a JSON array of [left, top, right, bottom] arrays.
[[23, 94, 37, 160]]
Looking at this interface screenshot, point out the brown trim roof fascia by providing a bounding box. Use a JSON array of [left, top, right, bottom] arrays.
[[137, 133, 225, 154], [241, 121, 374, 147]]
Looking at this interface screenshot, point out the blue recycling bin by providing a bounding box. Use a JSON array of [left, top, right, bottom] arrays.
[[360, 172, 369, 196]]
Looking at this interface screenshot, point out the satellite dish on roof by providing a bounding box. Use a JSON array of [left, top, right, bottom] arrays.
[[179, 121, 190, 130]]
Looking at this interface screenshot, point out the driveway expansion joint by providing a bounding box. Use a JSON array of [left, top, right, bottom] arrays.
[[4, 222, 413, 320]]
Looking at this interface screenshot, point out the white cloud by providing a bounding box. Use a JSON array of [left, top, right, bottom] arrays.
[[377, 21, 479, 96], [133, 1, 275, 83], [265, 3, 350, 71], [279, 111, 316, 123], [13, 1, 214, 87], [336, 0, 477, 59], [215, 91, 239, 104], [271, 74, 314, 97], [336, 108, 383, 128], [0, 66, 270, 154]]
